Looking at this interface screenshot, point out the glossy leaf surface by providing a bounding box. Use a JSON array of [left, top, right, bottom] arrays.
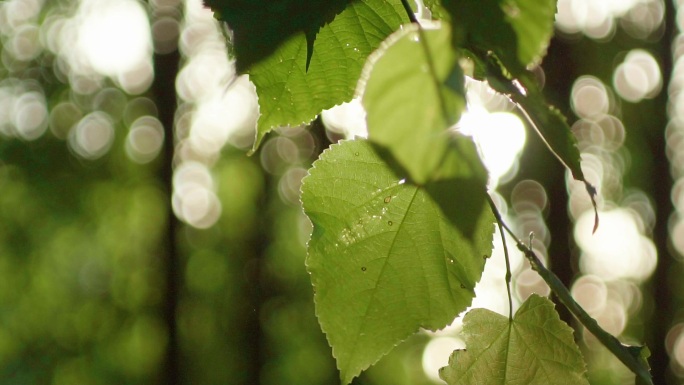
[[302, 139, 494, 384]]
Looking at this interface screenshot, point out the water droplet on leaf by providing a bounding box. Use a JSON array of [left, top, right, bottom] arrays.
[[387, 221, 393, 226], [460, 283, 466, 289], [361, 266, 367, 272]]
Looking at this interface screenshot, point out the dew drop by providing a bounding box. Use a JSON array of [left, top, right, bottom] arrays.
[[483, 254, 490, 260], [384, 196, 391, 204], [460, 284, 466, 289], [354, 152, 360, 156], [387, 221, 393, 226], [361, 266, 367, 272], [449, 259, 454, 264]]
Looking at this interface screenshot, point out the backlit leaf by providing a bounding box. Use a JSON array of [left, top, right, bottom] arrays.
[[302, 139, 494, 384], [361, 24, 465, 185], [439, 294, 590, 385], [247, 0, 408, 151]]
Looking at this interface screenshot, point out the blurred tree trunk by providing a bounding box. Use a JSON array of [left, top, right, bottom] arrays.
[[152, 27, 181, 385], [649, 1, 676, 382]]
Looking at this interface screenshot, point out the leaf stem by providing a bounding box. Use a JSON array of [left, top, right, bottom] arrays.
[[477, 52, 600, 232], [486, 194, 513, 320], [492, 214, 653, 385], [399, 0, 419, 24]]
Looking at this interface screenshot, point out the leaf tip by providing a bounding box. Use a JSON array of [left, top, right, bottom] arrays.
[[585, 182, 599, 233], [339, 370, 356, 385], [249, 127, 268, 156]]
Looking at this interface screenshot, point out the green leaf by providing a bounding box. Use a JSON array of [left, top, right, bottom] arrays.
[[302, 139, 494, 384], [504, 0, 556, 67], [439, 294, 590, 385], [361, 24, 465, 185], [204, 0, 350, 73], [443, 0, 555, 72], [248, 0, 408, 151], [518, 92, 586, 181]]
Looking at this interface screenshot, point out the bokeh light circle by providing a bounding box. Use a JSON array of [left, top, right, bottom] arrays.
[[68, 111, 115, 160], [571, 76, 609, 119], [575, 209, 657, 282], [125, 116, 165, 164], [613, 49, 662, 102]]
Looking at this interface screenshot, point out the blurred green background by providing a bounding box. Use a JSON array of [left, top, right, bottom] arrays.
[[0, 0, 683, 384]]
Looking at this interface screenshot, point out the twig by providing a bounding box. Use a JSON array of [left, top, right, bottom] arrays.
[[494, 214, 653, 385], [486, 194, 513, 320], [399, 0, 419, 24]]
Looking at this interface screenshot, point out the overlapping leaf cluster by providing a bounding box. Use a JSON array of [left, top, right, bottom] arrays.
[[205, 0, 650, 384], [206, 0, 409, 149]]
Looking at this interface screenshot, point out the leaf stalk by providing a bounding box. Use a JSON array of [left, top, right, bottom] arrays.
[[492, 211, 653, 385], [399, 0, 419, 24], [486, 194, 513, 320]]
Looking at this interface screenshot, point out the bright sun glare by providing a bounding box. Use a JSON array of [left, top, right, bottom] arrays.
[[458, 107, 527, 188], [76, 0, 151, 78]]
